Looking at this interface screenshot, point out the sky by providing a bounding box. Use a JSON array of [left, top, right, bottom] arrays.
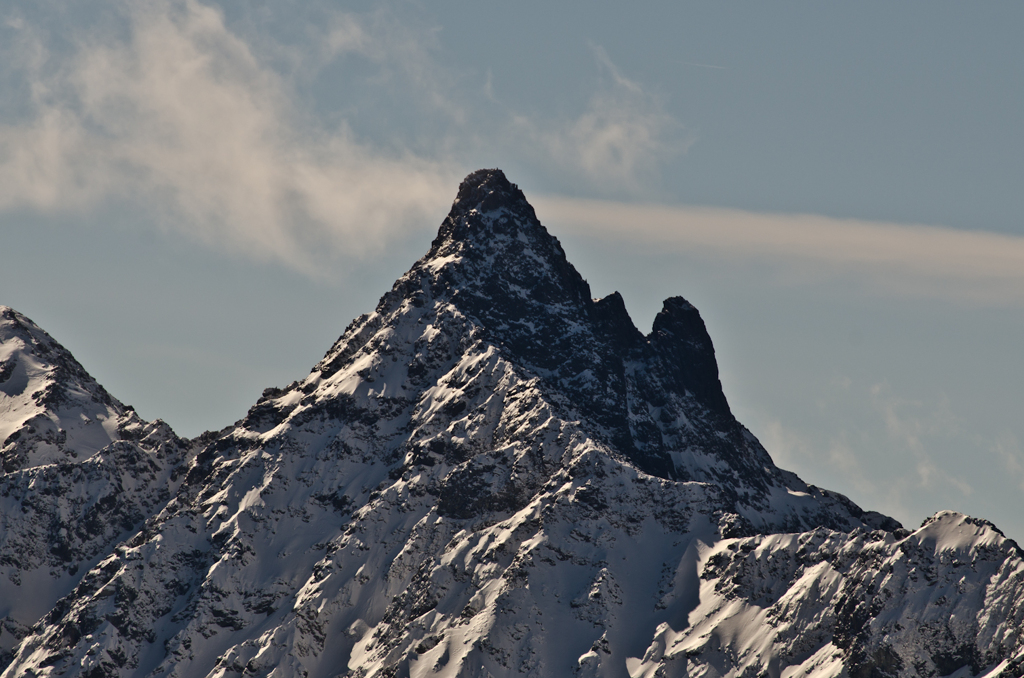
[[1, 0, 1022, 539]]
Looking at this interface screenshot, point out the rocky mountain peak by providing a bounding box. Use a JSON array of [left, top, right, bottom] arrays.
[[316, 172, 836, 497], [15, 172, 1024, 678], [0, 307, 190, 669], [403, 172, 742, 478], [421, 168, 591, 312], [446, 168, 531, 221]]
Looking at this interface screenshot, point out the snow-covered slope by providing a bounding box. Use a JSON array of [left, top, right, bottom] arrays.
[[632, 511, 1024, 678], [2, 170, 1022, 677], [0, 306, 137, 473], [0, 308, 192, 668]]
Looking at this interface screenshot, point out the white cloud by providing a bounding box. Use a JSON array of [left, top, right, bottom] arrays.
[[0, 3, 698, 272], [324, 14, 371, 57], [0, 0, 460, 274], [534, 196, 1024, 306], [764, 419, 859, 478]]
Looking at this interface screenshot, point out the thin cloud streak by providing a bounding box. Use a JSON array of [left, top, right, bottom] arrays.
[[535, 196, 1024, 306]]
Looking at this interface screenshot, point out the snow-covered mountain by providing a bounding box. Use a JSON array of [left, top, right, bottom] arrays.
[[2, 170, 1022, 677], [0, 308, 192, 668], [0, 306, 145, 474]]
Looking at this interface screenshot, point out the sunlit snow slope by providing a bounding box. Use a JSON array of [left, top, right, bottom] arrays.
[[2, 171, 1022, 677]]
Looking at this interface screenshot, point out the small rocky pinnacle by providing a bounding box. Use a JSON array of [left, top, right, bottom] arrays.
[[450, 169, 528, 217], [431, 169, 541, 248]]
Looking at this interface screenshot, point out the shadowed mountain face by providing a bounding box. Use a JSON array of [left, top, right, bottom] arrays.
[[3, 170, 1022, 678]]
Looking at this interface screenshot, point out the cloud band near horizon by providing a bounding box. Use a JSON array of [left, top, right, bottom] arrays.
[[535, 196, 1024, 307]]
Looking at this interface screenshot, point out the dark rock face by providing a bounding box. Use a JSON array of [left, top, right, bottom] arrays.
[[3, 170, 1021, 678], [367, 169, 777, 489], [417, 169, 601, 382], [648, 296, 730, 418]]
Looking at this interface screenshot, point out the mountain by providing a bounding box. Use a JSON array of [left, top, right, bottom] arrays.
[[0, 308, 192, 668], [2, 169, 1023, 677], [0, 306, 145, 474]]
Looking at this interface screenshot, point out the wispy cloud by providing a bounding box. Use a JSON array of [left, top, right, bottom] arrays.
[[868, 383, 971, 496], [761, 417, 915, 524], [0, 1, 691, 273], [318, 9, 465, 126], [759, 378, 980, 528], [509, 45, 688, 191], [534, 197, 1024, 306], [992, 432, 1024, 491], [0, 0, 460, 275], [763, 419, 865, 485]]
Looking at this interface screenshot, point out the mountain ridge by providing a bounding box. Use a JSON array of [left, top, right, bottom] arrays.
[[1, 169, 1021, 677], [0, 307, 193, 669]]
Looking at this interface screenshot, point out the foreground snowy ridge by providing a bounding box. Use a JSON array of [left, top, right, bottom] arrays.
[[1, 170, 1022, 677]]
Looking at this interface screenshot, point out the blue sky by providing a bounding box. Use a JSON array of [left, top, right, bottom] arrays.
[[2, 0, 1022, 539]]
